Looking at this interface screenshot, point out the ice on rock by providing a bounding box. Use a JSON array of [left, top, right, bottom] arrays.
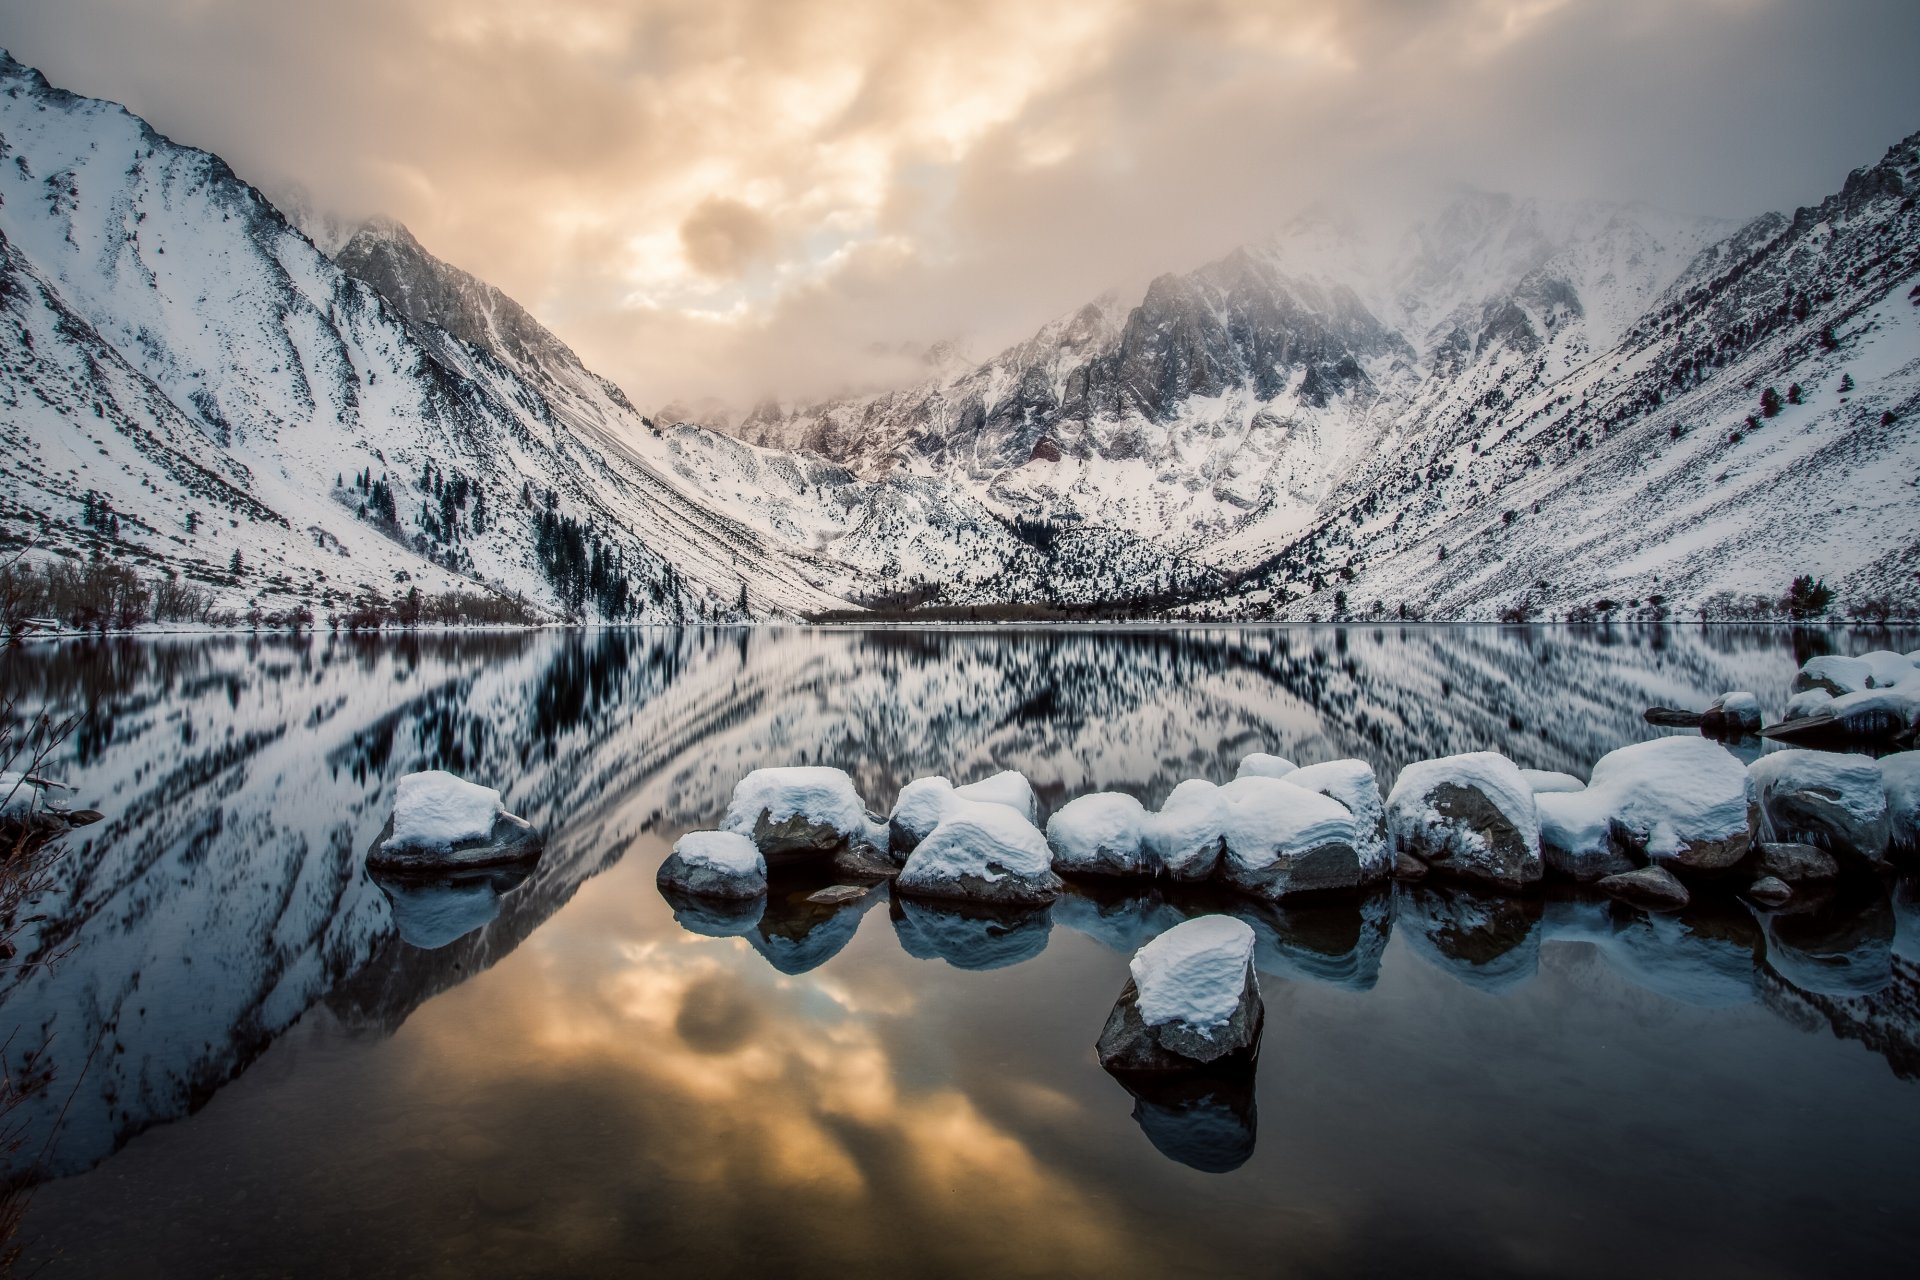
[[657, 830, 768, 901], [722, 766, 885, 860], [1521, 769, 1587, 794], [1385, 752, 1542, 890], [1046, 792, 1151, 876], [1143, 779, 1230, 882], [1538, 737, 1753, 879], [1215, 776, 1364, 901], [1884, 752, 1920, 856], [1282, 759, 1390, 882], [1235, 753, 1297, 781], [951, 770, 1039, 824], [896, 799, 1062, 905], [1097, 916, 1263, 1073], [385, 770, 504, 852], [1749, 749, 1890, 863]]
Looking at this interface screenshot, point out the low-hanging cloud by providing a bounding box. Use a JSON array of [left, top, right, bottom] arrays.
[[1, 0, 1916, 409]]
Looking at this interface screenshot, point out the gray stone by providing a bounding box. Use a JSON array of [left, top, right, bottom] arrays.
[[1597, 864, 1691, 911], [1747, 875, 1794, 907], [806, 884, 872, 906], [1756, 842, 1839, 883], [1643, 707, 1705, 728], [1393, 851, 1429, 881], [1749, 750, 1890, 864], [1096, 967, 1264, 1074]]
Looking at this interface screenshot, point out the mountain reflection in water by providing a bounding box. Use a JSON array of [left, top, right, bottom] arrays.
[[3, 625, 1917, 1278]]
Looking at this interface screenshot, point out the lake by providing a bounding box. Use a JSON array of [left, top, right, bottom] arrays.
[[3, 624, 1917, 1278]]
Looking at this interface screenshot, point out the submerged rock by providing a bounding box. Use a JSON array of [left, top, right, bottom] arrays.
[[896, 799, 1063, 905], [1385, 751, 1542, 891], [1747, 875, 1794, 907], [722, 766, 886, 863], [1598, 864, 1691, 911], [1047, 792, 1151, 877], [367, 771, 542, 874], [656, 830, 767, 901], [1097, 916, 1263, 1072], [806, 884, 871, 906], [1216, 776, 1365, 901], [1748, 750, 1890, 864]]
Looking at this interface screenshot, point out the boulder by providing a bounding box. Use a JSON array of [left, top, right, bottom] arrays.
[[1536, 737, 1754, 879], [722, 766, 886, 862], [1282, 759, 1391, 884], [1393, 851, 1429, 881], [1793, 655, 1875, 696], [952, 770, 1039, 824], [367, 771, 542, 874], [1762, 678, 1920, 745], [1880, 751, 1920, 858], [1521, 769, 1588, 794], [1756, 841, 1839, 883], [1385, 752, 1542, 891], [1215, 776, 1365, 901], [1096, 916, 1263, 1073], [1746, 875, 1794, 907], [1142, 779, 1229, 882], [806, 884, 871, 907], [1748, 750, 1890, 864], [656, 830, 768, 901], [1235, 753, 1297, 780], [1047, 792, 1151, 877], [896, 799, 1063, 905], [1597, 864, 1691, 911], [1700, 691, 1763, 737]]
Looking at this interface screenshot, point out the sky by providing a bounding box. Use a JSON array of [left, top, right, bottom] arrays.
[[2, 0, 1918, 410]]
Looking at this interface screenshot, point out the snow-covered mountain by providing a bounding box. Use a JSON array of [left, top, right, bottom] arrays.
[[2, 47, 1915, 621]]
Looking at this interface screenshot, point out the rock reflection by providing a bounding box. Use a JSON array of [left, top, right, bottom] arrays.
[[1114, 1066, 1259, 1174], [1761, 879, 1897, 998], [750, 875, 887, 974], [372, 865, 534, 951], [1397, 884, 1545, 992], [892, 896, 1054, 971]]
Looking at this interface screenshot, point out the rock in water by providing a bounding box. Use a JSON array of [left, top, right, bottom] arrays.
[[1385, 752, 1542, 891], [888, 772, 1038, 859], [1747, 875, 1794, 907], [1756, 841, 1839, 883], [1282, 759, 1391, 885], [368, 771, 542, 874], [721, 766, 886, 863], [1597, 865, 1691, 911], [1097, 916, 1263, 1073], [1793, 655, 1876, 696], [1881, 752, 1920, 858], [1393, 852, 1429, 881], [1700, 692, 1763, 737], [1215, 777, 1365, 901], [1643, 707, 1706, 728], [657, 830, 768, 901], [1535, 737, 1754, 879], [1142, 779, 1230, 883], [896, 799, 1063, 905], [1047, 792, 1151, 876], [951, 770, 1040, 824], [1748, 750, 1890, 864]]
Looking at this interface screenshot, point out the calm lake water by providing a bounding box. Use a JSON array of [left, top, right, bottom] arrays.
[[3, 624, 1918, 1278]]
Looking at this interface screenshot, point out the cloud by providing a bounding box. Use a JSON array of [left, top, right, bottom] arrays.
[[1, 0, 1917, 407]]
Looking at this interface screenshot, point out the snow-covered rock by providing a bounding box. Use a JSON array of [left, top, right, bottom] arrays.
[[1700, 691, 1762, 736], [1282, 759, 1390, 882], [721, 767, 884, 861], [1096, 916, 1263, 1073], [895, 800, 1062, 905], [1385, 752, 1542, 890], [1860, 651, 1920, 687], [1784, 688, 1835, 720], [886, 776, 956, 858], [1535, 737, 1754, 879], [1884, 752, 1920, 857], [1142, 779, 1230, 882], [1214, 777, 1364, 901], [369, 771, 541, 873], [1794, 656, 1876, 697], [1749, 750, 1890, 863], [952, 770, 1039, 824], [0, 771, 43, 819], [1766, 675, 1920, 744], [1597, 864, 1691, 911], [1046, 792, 1151, 877], [656, 830, 768, 901], [1235, 753, 1297, 781], [1521, 769, 1587, 795]]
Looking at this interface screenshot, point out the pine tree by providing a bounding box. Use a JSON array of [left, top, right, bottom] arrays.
[[230, 548, 244, 576], [1760, 387, 1783, 418]]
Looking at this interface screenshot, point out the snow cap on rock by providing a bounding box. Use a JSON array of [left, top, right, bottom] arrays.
[[1235, 753, 1297, 781], [1130, 916, 1258, 1032], [385, 770, 504, 851], [1047, 792, 1150, 876]]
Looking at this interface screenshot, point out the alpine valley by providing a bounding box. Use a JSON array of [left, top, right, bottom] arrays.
[[1, 50, 1916, 625]]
